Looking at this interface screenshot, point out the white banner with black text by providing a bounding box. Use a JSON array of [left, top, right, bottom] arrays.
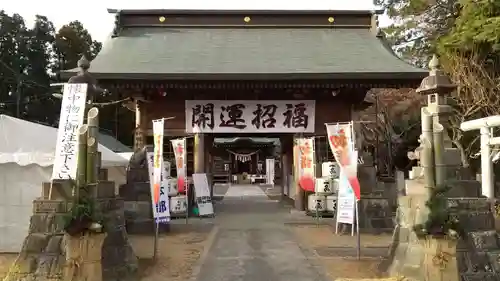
[[151, 119, 170, 223], [52, 83, 88, 180]]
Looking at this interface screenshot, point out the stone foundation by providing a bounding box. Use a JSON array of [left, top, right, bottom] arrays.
[[388, 183, 500, 281], [3, 171, 139, 281], [356, 154, 397, 233], [359, 197, 394, 233], [120, 146, 170, 234]]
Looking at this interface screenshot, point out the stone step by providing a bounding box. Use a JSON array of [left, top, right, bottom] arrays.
[[465, 230, 499, 251], [119, 182, 151, 201], [126, 167, 149, 183], [446, 198, 490, 212], [42, 180, 116, 200], [42, 180, 73, 200], [99, 168, 108, 181], [124, 201, 153, 220], [445, 180, 481, 197]]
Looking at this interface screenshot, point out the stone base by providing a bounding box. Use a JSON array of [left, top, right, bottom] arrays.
[[119, 182, 151, 201], [4, 195, 139, 281], [388, 193, 500, 281], [359, 198, 394, 233]]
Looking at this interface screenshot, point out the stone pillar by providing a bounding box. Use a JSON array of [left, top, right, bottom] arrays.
[[194, 133, 205, 173], [133, 99, 147, 151]]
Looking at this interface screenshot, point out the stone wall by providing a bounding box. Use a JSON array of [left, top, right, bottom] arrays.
[[3, 171, 139, 281], [388, 180, 500, 281], [357, 154, 396, 233], [120, 146, 170, 234]]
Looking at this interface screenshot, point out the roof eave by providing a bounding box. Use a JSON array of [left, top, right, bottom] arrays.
[[107, 8, 384, 15], [61, 71, 426, 81]]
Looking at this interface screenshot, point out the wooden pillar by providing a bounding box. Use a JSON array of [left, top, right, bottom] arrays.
[[293, 135, 305, 210], [280, 135, 294, 203], [133, 100, 147, 151], [281, 153, 287, 200], [204, 135, 214, 197], [194, 133, 205, 173]]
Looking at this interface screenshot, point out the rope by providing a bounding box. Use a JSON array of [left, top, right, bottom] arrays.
[[432, 251, 453, 269], [226, 149, 260, 162]]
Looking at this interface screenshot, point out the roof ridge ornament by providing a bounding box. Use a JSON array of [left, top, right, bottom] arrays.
[[111, 11, 122, 38], [69, 56, 105, 98], [77, 56, 90, 72]]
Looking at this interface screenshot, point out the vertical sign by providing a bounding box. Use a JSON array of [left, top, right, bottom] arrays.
[[192, 173, 214, 216], [266, 158, 275, 185], [335, 151, 358, 226], [171, 138, 187, 193], [326, 122, 361, 200], [297, 138, 315, 192], [52, 83, 88, 180], [163, 161, 171, 178], [147, 152, 171, 221], [151, 119, 170, 223]]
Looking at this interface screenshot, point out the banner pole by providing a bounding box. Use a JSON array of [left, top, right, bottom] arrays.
[[153, 219, 159, 261], [356, 199, 361, 260], [185, 181, 189, 224]]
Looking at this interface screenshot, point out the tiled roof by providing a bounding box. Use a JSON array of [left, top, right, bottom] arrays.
[[63, 27, 426, 80]]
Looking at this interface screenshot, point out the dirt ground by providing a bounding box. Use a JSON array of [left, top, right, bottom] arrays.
[[0, 226, 212, 281], [130, 226, 213, 281], [291, 225, 394, 281], [0, 253, 18, 280]]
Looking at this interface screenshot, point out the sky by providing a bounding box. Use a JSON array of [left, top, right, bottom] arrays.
[[3, 0, 390, 43]]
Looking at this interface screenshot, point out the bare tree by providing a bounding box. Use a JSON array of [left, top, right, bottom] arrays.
[[358, 88, 424, 176], [442, 51, 500, 168]]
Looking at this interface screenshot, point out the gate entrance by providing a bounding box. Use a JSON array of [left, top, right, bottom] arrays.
[[63, 8, 427, 211]]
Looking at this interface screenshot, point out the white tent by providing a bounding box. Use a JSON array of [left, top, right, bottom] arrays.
[[0, 115, 129, 252]]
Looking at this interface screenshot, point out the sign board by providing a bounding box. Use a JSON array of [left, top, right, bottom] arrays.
[[336, 170, 356, 225], [147, 151, 170, 223], [52, 83, 88, 180], [185, 100, 315, 133], [192, 173, 214, 216], [163, 161, 171, 178], [266, 158, 275, 185]]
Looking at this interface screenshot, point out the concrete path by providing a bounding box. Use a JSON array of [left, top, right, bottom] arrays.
[[195, 187, 328, 281], [223, 184, 268, 197]]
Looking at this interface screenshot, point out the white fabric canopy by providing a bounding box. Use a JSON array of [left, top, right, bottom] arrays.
[[0, 115, 127, 167], [0, 114, 129, 252]]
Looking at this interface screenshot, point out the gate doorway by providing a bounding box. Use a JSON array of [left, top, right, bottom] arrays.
[[212, 137, 279, 185]]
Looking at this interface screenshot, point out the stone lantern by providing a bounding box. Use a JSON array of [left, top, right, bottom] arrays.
[[415, 55, 457, 187], [68, 56, 105, 104]]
